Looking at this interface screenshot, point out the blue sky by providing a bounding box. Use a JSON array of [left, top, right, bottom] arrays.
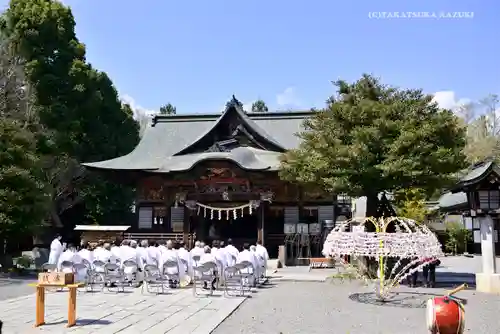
[[3, 0, 499, 114]]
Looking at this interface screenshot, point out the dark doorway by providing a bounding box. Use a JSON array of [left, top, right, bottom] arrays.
[[197, 212, 258, 249]]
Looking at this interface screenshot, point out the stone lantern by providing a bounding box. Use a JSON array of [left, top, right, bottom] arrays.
[[451, 161, 500, 294]]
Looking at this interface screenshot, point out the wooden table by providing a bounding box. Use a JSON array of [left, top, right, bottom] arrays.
[[30, 283, 84, 328]]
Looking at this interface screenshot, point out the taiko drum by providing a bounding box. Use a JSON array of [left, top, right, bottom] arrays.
[[426, 295, 465, 334]]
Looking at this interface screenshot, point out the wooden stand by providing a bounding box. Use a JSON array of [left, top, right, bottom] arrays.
[[33, 283, 84, 328]]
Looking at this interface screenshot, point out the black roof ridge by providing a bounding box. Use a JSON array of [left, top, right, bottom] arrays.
[[153, 110, 315, 123]]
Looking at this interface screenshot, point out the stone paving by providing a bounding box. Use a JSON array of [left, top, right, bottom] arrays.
[[0, 286, 246, 334]]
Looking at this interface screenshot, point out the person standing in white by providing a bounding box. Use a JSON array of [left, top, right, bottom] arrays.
[[48, 234, 63, 265], [250, 245, 263, 279], [255, 240, 269, 278]]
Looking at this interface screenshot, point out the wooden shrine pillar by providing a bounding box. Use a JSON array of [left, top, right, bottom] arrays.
[[257, 202, 265, 244], [183, 204, 190, 245]]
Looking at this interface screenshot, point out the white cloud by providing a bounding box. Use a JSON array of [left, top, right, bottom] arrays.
[[120, 94, 155, 120], [276, 87, 300, 107], [242, 102, 253, 112], [432, 91, 471, 111]]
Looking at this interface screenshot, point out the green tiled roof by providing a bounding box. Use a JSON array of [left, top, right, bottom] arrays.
[[82, 102, 313, 172], [437, 191, 467, 210], [451, 161, 500, 192]]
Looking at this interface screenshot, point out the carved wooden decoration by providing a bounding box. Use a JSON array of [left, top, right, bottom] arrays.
[[139, 177, 165, 201]]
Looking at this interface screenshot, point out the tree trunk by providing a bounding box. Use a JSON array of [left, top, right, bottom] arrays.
[[50, 205, 63, 228], [365, 193, 381, 218]]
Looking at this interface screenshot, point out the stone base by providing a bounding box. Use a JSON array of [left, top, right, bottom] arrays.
[[475, 273, 500, 294]]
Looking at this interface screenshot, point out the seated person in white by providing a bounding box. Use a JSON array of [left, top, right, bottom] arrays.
[[237, 243, 259, 286], [58, 244, 84, 280], [160, 240, 183, 287], [77, 241, 94, 267], [255, 240, 269, 277], [224, 238, 239, 267], [176, 241, 192, 278], [145, 240, 161, 267], [211, 240, 227, 280], [199, 246, 217, 290], [93, 242, 112, 272], [190, 241, 204, 266], [136, 240, 148, 270], [110, 239, 122, 264], [120, 240, 138, 281]]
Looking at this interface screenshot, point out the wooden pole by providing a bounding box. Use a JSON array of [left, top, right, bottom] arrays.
[[35, 286, 45, 327]]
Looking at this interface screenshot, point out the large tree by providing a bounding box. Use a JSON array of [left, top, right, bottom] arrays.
[[0, 32, 49, 238], [457, 94, 500, 163], [280, 75, 467, 216], [251, 99, 269, 113], [159, 103, 176, 115], [4, 0, 139, 225]]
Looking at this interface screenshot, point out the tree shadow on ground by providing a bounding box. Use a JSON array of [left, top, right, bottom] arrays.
[[349, 291, 467, 309]]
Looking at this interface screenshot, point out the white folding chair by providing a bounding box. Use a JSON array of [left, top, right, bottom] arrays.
[[192, 255, 201, 268], [60, 260, 74, 274], [162, 260, 180, 288], [122, 260, 139, 285], [224, 266, 245, 297], [41, 263, 57, 272], [235, 261, 255, 290], [192, 262, 218, 297], [104, 263, 126, 292], [142, 264, 169, 294]]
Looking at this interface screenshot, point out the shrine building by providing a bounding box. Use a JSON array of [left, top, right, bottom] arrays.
[[82, 96, 346, 256]]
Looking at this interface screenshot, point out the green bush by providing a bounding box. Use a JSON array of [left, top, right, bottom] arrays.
[[444, 221, 471, 254], [14, 255, 34, 269]]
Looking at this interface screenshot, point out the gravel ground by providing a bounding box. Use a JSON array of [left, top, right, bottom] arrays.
[[213, 280, 500, 334]]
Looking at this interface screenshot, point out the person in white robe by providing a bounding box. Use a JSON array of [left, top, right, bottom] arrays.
[[224, 238, 239, 267], [250, 245, 264, 280], [77, 242, 94, 267], [160, 240, 184, 287], [136, 240, 148, 270], [48, 234, 63, 266], [176, 241, 192, 278], [110, 239, 122, 264], [93, 242, 112, 264], [157, 239, 168, 259], [199, 246, 217, 290], [255, 240, 269, 278], [190, 241, 204, 267], [145, 240, 161, 267], [211, 240, 228, 282], [58, 244, 85, 280], [237, 243, 258, 286], [119, 240, 136, 262], [118, 240, 138, 281]]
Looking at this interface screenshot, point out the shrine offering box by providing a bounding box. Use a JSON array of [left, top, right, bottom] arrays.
[[38, 272, 75, 285]]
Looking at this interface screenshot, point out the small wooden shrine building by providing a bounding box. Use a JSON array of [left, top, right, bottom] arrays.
[[82, 96, 346, 256]]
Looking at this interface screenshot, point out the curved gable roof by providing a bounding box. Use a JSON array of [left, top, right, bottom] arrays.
[[82, 98, 314, 172]]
